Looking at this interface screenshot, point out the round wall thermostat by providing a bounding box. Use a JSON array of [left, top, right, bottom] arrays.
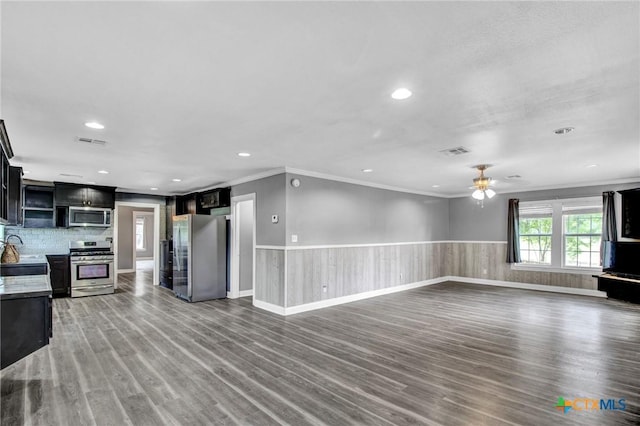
[[290, 178, 301, 188]]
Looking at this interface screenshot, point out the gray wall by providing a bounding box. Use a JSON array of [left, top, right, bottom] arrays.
[[285, 173, 450, 245], [231, 173, 286, 246], [117, 206, 153, 270], [238, 199, 254, 291], [448, 182, 640, 241]]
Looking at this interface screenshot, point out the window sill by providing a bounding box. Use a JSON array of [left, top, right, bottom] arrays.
[[510, 264, 602, 276]]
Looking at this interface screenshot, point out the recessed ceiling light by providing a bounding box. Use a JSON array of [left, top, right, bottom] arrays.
[[554, 127, 574, 135], [98, 170, 109, 174], [238, 152, 251, 157], [391, 88, 412, 100], [432, 185, 440, 188], [85, 121, 105, 130], [23, 170, 31, 174], [362, 168, 373, 173], [586, 164, 598, 168], [87, 181, 96, 184], [150, 187, 158, 191], [172, 178, 182, 182]]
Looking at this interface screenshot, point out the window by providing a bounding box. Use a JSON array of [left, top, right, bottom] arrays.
[[519, 205, 553, 265], [563, 207, 602, 268], [518, 197, 602, 271], [136, 217, 145, 250]]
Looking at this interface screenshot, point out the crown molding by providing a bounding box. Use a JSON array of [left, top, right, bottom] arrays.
[[284, 167, 443, 198], [447, 177, 640, 199]]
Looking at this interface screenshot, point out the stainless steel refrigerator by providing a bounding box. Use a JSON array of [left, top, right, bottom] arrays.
[[173, 214, 227, 302]]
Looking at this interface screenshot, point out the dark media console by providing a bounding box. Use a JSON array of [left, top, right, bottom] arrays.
[[598, 241, 640, 304], [597, 274, 640, 304]]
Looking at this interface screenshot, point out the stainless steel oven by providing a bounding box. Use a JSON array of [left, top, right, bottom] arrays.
[[69, 241, 114, 297]]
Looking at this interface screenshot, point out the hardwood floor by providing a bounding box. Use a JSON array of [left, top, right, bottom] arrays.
[[2, 273, 640, 425]]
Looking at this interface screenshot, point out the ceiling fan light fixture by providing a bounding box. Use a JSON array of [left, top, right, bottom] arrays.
[[471, 164, 497, 203], [472, 189, 485, 200]]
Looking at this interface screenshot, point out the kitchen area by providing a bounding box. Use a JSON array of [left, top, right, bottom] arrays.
[[0, 120, 234, 371]]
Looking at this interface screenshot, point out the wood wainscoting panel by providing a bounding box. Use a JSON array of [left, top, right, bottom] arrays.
[[255, 248, 285, 307], [447, 242, 598, 290], [286, 243, 443, 307]]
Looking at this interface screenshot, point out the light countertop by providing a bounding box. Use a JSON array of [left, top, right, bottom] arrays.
[[0, 274, 52, 300], [1, 254, 48, 266]]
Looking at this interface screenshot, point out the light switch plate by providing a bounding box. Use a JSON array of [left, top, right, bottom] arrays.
[[291, 234, 298, 243], [271, 215, 279, 223]]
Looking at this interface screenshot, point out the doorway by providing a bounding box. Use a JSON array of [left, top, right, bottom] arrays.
[[230, 194, 256, 298], [113, 201, 161, 287], [133, 211, 155, 271]]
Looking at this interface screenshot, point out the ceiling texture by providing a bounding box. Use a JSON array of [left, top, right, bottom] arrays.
[[1, 1, 639, 196]]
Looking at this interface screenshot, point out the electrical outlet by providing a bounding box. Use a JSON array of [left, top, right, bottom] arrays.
[[400, 273, 403, 280], [322, 285, 328, 293], [271, 215, 279, 224], [291, 234, 298, 243], [482, 268, 487, 275]]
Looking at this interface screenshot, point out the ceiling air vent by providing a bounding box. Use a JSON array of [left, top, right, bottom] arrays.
[[76, 137, 107, 146], [439, 146, 470, 157], [59, 173, 84, 178]]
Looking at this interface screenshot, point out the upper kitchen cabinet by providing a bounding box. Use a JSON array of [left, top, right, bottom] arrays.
[[7, 166, 23, 225], [54, 182, 116, 209], [0, 120, 16, 224], [23, 184, 55, 228]]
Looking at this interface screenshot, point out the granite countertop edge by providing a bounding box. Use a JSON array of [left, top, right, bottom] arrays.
[[0, 274, 52, 300]]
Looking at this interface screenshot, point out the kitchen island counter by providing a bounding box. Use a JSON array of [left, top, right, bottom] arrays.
[[0, 273, 52, 300], [1, 273, 52, 369]]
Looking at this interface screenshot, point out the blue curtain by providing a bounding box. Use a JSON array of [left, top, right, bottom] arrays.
[[506, 198, 521, 263]]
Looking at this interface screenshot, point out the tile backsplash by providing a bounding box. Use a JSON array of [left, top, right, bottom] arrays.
[[3, 227, 113, 255]]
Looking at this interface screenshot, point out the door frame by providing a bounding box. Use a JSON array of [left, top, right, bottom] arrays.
[[113, 201, 161, 286], [229, 193, 256, 299]]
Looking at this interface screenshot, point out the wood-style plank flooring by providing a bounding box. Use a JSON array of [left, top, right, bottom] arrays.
[[2, 273, 640, 425]]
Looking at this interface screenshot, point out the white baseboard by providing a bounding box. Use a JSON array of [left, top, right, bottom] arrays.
[[253, 299, 287, 316], [117, 269, 135, 273], [239, 289, 254, 298], [253, 275, 607, 316], [228, 289, 255, 299], [445, 276, 607, 298], [282, 278, 446, 316]]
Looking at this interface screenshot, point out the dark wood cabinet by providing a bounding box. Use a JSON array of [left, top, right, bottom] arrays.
[[0, 154, 8, 221], [1, 295, 52, 369], [23, 185, 55, 228], [7, 166, 23, 225], [159, 240, 173, 289], [46, 255, 70, 298], [175, 194, 195, 215], [54, 182, 115, 208], [0, 263, 48, 277], [199, 188, 230, 209], [0, 120, 15, 224], [597, 274, 640, 304]]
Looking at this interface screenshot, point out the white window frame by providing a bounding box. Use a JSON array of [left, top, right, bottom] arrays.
[[512, 196, 603, 275]]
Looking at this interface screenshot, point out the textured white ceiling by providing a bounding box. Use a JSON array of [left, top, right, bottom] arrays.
[[1, 1, 638, 196]]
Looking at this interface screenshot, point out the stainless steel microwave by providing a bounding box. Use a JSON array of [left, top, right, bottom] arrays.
[[68, 207, 112, 227]]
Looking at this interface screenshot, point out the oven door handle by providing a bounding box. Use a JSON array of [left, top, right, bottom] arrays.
[[74, 284, 114, 290], [71, 260, 114, 265]]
